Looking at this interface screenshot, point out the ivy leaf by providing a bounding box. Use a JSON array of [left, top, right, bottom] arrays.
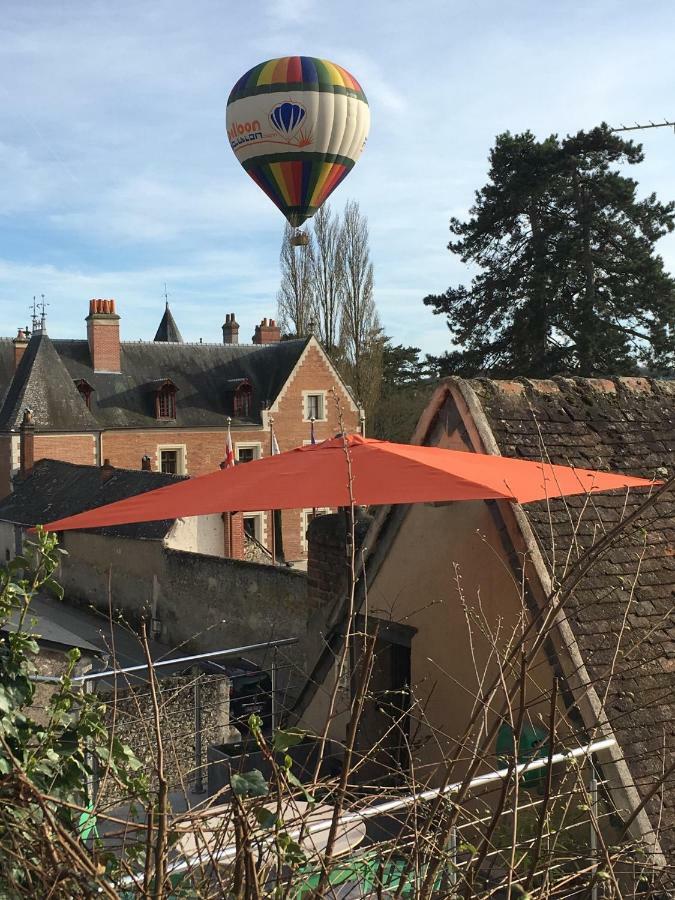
[[253, 807, 278, 829], [286, 769, 315, 805], [231, 769, 269, 798], [272, 729, 305, 753]]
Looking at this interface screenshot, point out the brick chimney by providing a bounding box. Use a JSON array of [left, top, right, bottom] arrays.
[[222, 313, 239, 345], [100, 458, 115, 482], [13, 329, 29, 371], [307, 508, 373, 606], [86, 299, 121, 373], [252, 318, 281, 345], [19, 408, 35, 476], [223, 512, 245, 560]]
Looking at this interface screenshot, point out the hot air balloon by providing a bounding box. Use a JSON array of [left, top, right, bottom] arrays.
[[226, 57, 370, 240]]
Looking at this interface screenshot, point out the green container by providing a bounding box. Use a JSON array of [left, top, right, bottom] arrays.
[[496, 723, 549, 787]]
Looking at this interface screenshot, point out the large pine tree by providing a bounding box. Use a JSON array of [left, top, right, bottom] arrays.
[[425, 125, 675, 377]]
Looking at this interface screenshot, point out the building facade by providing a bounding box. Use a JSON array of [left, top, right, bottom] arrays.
[[0, 300, 361, 561]]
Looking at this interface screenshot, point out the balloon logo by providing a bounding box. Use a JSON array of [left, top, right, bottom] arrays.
[[269, 101, 306, 138], [226, 56, 370, 228]]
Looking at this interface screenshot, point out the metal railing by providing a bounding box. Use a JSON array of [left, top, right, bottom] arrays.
[[120, 737, 614, 886], [30, 637, 298, 686]]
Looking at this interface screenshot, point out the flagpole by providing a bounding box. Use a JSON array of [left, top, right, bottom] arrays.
[[269, 416, 276, 566], [310, 417, 317, 521]]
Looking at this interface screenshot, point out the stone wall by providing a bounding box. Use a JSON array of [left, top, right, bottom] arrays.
[[57, 532, 317, 711], [100, 670, 235, 802]]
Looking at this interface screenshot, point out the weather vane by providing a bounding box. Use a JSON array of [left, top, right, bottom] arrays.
[[30, 296, 39, 332], [38, 294, 48, 332]]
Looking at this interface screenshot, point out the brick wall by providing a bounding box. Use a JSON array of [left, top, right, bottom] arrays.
[[34, 434, 96, 467]]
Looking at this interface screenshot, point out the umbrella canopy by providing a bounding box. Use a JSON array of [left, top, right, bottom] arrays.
[[40, 434, 656, 533]]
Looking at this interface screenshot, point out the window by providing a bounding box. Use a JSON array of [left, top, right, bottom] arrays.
[[158, 445, 186, 475], [243, 513, 263, 542], [155, 381, 177, 419], [302, 508, 330, 552], [160, 450, 178, 474], [74, 379, 93, 409], [233, 381, 253, 418], [303, 391, 326, 422], [236, 443, 262, 464]]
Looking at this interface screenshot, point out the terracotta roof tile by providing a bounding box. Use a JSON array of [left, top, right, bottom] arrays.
[[467, 375, 675, 856]]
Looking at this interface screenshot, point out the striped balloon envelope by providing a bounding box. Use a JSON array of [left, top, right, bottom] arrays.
[[226, 57, 370, 228]]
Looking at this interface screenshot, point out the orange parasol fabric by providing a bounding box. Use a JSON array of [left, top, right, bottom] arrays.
[[40, 434, 657, 533]]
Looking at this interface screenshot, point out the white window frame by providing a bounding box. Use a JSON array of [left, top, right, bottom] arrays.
[[302, 390, 327, 423], [301, 507, 331, 553], [243, 511, 266, 546], [156, 444, 187, 475], [235, 441, 263, 463]]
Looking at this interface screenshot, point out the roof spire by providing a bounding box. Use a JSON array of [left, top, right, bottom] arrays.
[[153, 295, 183, 343], [30, 295, 48, 333]]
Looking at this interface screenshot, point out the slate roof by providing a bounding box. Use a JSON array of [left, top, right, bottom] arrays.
[[0, 458, 186, 539], [153, 303, 183, 343], [0, 332, 99, 431], [0, 333, 309, 431], [466, 376, 675, 857]]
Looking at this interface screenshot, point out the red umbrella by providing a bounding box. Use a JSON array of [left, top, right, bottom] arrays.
[[40, 435, 657, 533]]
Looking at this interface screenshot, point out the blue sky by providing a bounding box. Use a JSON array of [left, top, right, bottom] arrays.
[[2, 0, 675, 355]]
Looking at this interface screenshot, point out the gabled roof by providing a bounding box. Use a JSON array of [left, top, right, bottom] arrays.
[[0, 332, 99, 431], [0, 458, 187, 539], [450, 376, 675, 858], [154, 303, 183, 343]]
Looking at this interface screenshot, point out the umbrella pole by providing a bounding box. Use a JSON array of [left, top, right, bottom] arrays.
[[269, 421, 276, 565]]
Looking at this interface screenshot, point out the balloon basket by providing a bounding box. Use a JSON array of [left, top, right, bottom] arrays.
[[290, 230, 310, 247]]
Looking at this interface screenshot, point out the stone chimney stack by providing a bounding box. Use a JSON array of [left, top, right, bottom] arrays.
[[222, 313, 240, 345], [13, 329, 29, 371], [19, 408, 35, 476], [86, 299, 121, 373], [252, 318, 281, 345]]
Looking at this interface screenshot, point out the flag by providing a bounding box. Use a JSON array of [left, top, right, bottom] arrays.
[[310, 418, 316, 445], [271, 430, 280, 456], [225, 422, 235, 468]]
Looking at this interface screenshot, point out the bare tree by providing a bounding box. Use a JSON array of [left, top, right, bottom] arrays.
[[310, 204, 345, 357], [340, 200, 382, 422], [276, 224, 315, 337]]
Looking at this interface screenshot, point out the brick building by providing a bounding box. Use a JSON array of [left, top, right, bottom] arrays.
[[0, 300, 361, 561]]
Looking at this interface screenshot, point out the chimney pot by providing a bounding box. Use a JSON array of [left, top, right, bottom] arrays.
[[13, 328, 29, 371], [19, 407, 35, 476]]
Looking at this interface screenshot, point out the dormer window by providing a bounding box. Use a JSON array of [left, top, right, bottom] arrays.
[[154, 379, 178, 420], [74, 379, 94, 409], [234, 381, 252, 418]]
